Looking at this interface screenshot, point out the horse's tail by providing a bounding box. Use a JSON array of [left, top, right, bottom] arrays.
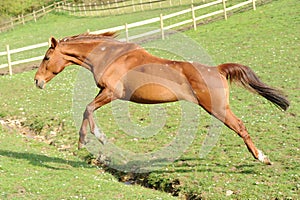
[[218, 63, 289, 111]]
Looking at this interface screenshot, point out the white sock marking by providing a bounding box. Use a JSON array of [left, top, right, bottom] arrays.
[[94, 127, 101, 138], [94, 127, 107, 144], [258, 150, 266, 163]]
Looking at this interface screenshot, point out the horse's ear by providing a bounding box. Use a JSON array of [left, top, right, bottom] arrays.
[[50, 37, 58, 49]]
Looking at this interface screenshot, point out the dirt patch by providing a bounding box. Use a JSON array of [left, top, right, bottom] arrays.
[[0, 118, 33, 136], [0, 117, 65, 149], [0, 63, 38, 76]]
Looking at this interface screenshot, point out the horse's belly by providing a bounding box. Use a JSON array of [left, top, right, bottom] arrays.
[[124, 83, 197, 104], [117, 65, 198, 104], [127, 83, 177, 103]]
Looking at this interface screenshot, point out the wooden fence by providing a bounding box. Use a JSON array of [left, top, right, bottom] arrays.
[[0, 0, 257, 75], [0, 42, 50, 75], [0, 4, 57, 33], [58, 0, 204, 17], [0, 0, 204, 32]]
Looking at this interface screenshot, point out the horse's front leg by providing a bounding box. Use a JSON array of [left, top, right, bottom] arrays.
[[78, 107, 104, 149], [78, 112, 89, 149], [78, 88, 115, 149]]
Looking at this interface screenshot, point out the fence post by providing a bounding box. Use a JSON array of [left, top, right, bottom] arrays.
[[10, 18, 14, 29], [160, 14, 165, 40], [115, 0, 120, 14], [95, 3, 99, 16], [78, 4, 81, 16], [252, 0, 256, 10], [107, 1, 112, 15], [125, 23, 129, 42], [140, 0, 144, 11], [33, 11, 37, 22], [101, 2, 104, 11], [83, 4, 87, 16], [73, 4, 76, 15], [21, 14, 25, 25], [56, 2, 60, 12], [191, 5, 197, 30], [132, 0, 136, 12], [222, 0, 227, 20], [6, 45, 12, 76], [68, 3, 71, 15], [48, 37, 52, 47], [89, 3, 93, 16]]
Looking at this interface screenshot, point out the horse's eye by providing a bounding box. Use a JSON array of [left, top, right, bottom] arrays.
[[44, 56, 50, 61]]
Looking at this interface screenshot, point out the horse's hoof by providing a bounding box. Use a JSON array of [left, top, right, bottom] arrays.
[[98, 135, 107, 145], [263, 157, 272, 165], [78, 141, 86, 150], [258, 150, 272, 165]]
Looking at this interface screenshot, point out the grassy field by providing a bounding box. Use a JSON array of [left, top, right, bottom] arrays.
[[0, 127, 176, 199], [0, 0, 299, 199]]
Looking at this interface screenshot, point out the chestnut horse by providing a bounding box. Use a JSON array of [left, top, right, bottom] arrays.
[[34, 32, 289, 165]]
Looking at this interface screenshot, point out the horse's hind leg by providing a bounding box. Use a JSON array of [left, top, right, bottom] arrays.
[[193, 83, 271, 165], [220, 108, 272, 165]]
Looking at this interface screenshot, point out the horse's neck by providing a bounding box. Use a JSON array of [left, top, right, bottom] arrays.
[[63, 39, 139, 72], [90, 41, 139, 71]]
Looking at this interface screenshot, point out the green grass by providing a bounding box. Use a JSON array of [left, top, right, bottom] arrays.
[[0, 0, 299, 199], [0, 127, 176, 199]]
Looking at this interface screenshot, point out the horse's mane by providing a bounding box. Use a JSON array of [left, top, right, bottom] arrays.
[[59, 32, 118, 43]]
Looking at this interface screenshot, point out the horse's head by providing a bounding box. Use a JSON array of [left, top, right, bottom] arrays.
[[34, 37, 71, 89]]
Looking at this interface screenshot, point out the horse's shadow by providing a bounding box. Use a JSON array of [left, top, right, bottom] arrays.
[[99, 156, 257, 175], [0, 149, 257, 175], [173, 157, 257, 174], [0, 149, 91, 170]]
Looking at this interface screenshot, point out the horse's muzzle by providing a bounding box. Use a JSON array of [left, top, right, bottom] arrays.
[[35, 79, 45, 89]]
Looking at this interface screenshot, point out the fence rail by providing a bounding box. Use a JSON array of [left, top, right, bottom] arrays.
[[0, 41, 50, 75], [0, 0, 257, 75], [0, 4, 56, 33], [58, 0, 201, 17], [0, 0, 201, 32]]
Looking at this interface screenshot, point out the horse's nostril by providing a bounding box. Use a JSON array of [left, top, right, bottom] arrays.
[[34, 79, 39, 87], [34, 79, 45, 89]]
